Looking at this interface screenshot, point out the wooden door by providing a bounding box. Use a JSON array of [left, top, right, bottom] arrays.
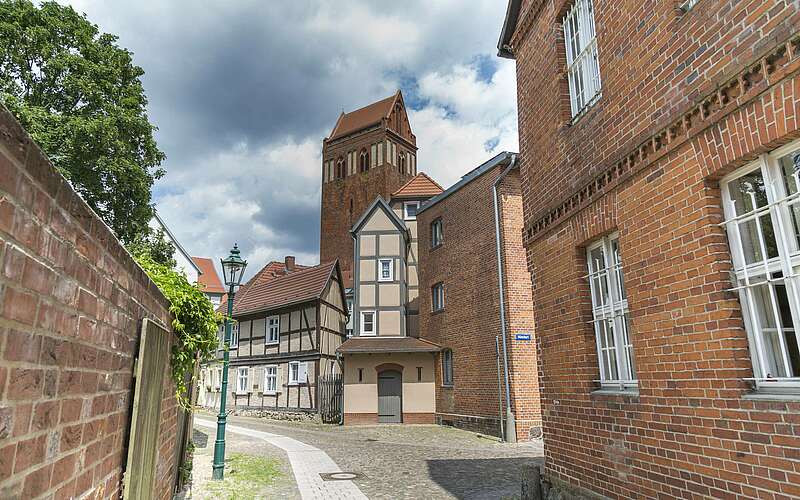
[[377, 370, 402, 423], [123, 318, 171, 499]]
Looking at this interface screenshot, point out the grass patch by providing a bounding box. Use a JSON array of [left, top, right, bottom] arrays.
[[204, 453, 282, 499]]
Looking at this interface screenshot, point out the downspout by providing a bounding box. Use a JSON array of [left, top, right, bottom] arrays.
[[493, 153, 517, 443]]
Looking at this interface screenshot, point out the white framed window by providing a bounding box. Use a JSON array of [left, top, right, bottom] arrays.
[[360, 311, 375, 336], [264, 365, 278, 394], [229, 322, 239, 348], [346, 298, 354, 337], [288, 361, 307, 385], [563, 0, 601, 118], [236, 367, 249, 394], [587, 235, 636, 390], [441, 349, 453, 386], [431, 218, 443, 247], [432, 282, 445, 312], [721, 142, 800, 393], [404, 201, 419, 221], [378, 258, 394, 282], [267, 315, 280, 344]]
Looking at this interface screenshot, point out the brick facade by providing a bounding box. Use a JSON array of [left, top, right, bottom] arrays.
[[320, 96, 417, 287], [0, 105, 181, 499], [505, 0, 800, 498], [418, 157, 541, 440]]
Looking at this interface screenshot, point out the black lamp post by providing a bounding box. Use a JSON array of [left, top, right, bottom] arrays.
[[212, 244, 247, 480]]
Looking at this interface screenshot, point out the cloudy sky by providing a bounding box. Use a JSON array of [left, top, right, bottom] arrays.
[[59, 0, 519, 278]]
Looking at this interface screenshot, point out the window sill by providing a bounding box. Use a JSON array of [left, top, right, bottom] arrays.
[[266, 340, 279, 345], [568, 93, 602, 126], [441, 384, 453, 389], [430, 243, 443, 251], [431, 309, 445, 316], [742, 391, 800, 402], [591, 387, 639, 397]]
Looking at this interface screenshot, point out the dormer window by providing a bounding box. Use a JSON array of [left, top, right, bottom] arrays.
[[404, 201, 419, 220]]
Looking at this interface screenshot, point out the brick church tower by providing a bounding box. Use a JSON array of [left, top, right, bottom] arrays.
[[320, 90, 418, 287]]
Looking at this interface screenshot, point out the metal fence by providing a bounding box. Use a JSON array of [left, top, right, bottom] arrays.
[[318, 374, 343, 424]]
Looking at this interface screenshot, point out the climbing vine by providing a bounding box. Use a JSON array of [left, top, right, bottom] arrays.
[[135, 254, 222, 409]]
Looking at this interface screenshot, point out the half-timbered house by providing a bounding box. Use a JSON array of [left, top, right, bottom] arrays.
[[200, 260, 347, 415]]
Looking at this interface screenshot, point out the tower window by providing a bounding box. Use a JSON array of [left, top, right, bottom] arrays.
[[336, 158, 345, 180], [399, 153, 406, 174], [359, 149, 369, 173]]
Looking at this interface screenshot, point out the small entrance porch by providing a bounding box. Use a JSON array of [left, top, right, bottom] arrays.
[[337, 337, 441, 425]]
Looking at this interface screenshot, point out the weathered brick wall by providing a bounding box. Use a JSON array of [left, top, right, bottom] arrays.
[[511, 0, 800, 497], [0, 105, 179, 499], [320, 127, 414, 286], [418, 165, 541, 439]]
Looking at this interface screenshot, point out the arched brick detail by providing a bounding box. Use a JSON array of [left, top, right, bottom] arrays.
[[374, 363, 404, 373]]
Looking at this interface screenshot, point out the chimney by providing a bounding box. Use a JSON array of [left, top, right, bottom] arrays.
[[285, 255, 296, 272]]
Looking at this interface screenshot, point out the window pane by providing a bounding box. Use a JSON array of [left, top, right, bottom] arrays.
[[599, 319, 618, 380], [728, 169, 768, 215], [622, 313, 636, 379]]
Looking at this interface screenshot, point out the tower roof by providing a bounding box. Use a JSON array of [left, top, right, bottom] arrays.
[[328, 91, 401, 140], [391, 172, 444, 199]]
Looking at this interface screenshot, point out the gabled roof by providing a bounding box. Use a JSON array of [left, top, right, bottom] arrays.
[[216, 259, 309, 313], [418, 152, 516, 215], [350, 196, 408, 235], [328, 91, 401, 140], [151, 211, 201, 276], [391, 173, 444, 199], [232, 261, 342, 316], [192, 257, 225, 294]]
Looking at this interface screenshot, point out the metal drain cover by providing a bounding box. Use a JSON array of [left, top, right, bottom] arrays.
[[320, 472, 363, 481]]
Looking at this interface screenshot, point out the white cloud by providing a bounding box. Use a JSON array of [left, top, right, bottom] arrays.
[[53, 0, 518, 278]]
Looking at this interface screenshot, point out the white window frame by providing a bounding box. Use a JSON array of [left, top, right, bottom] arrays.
[[586, 234, 637, 390], [360, 311, 376, 336], [263, 365, 278, 394], [236, 367, 249, 394], [431, 218, 443, 247], [441, 349, 453, 387], [721, 141, 800, 393], [229, 322, 239, 348], [378, 258, 394, 282], [346, 298, 354, 337], [267, 315, 280, 344], [288, 361, 306, 385], [404, 201, 419, 221], [563, 0, 601, 118], [432, 282, 445, 312]]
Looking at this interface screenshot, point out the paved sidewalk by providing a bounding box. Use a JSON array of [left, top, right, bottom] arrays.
[[195, 418, 367, 500]]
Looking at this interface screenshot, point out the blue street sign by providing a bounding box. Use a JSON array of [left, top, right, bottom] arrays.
[[515, 334, 532, 341]]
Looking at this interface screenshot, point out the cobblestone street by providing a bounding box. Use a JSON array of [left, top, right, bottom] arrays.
[[190, 412, 543, 499]]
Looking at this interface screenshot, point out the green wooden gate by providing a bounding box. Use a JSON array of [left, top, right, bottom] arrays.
[[123, 318, 171, 499]]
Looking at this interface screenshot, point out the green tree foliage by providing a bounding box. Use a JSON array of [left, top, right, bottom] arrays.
[[136, 254, 221, 409], [0, 0, 165, 243], [129, 228, 177, 267]]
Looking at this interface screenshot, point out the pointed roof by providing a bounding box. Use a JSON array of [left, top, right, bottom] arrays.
[[391, 173, 444, 199], [350, 196, 408, 236], [329, 91, 401, 140], [232, 261, 343, 316], [191, 257, 225, 294], [216, 259, 310, 313]]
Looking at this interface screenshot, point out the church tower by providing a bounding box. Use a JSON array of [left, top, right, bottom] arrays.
[[320, 90, 418, 287]]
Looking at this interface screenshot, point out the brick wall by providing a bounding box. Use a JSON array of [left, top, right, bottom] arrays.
[[0, 105, 180, 499], [510, 0, 800, 497], [320, 127, 414, 286], [418, 163, 541, 440]]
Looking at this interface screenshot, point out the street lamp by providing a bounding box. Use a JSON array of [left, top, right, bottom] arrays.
[[212, 244, 247, 480]]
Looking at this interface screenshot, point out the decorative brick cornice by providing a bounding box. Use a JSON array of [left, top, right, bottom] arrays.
[[523, 34, 800, 247]]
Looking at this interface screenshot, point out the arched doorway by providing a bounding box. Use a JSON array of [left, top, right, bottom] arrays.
[[377, 370, 402, 423]]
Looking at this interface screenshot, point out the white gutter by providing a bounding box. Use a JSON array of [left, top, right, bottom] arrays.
[[493, 153, 518, 443]]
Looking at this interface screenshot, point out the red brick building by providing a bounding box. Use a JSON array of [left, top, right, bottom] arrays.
[[320, 91, 417, 287], [500, 0, 800, 498], [417, 152, 541, 441]]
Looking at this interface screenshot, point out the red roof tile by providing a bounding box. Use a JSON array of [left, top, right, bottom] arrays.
[[329, 92, 399, 140], [215, 259, 309, 314], [232, 261, 338, 316], [391, 172, 444, 199], [192, 257, 225, 294], [337, 336, 441, 353]]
